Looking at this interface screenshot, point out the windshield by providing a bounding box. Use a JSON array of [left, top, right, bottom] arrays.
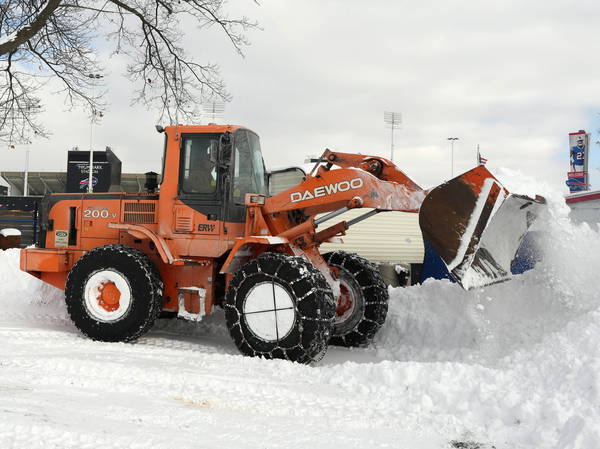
[[233, 130, 266, 201]]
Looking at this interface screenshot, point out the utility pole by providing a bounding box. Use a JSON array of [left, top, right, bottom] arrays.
[[384, 111, 402, 162], [447, 137, 459, 178]]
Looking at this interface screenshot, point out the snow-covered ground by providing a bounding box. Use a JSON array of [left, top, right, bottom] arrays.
[[1, 173, 599, 448]]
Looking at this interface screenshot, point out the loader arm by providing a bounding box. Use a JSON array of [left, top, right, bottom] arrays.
[[222, 150, 426, 276], [263, 150, 426, 217], [227, 149, 546, 292], [317, 149, 422, 190]]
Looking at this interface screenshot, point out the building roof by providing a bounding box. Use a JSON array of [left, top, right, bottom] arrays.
[[565, 189, 600, 206], [0, 171, 156, 196]]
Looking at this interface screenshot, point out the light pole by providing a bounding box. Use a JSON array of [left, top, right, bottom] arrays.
[[384, 111, 402, 162], [447, 137, 459, 178], [88, 73, 103, 193], [7, 143, 30, 196], [21, 104, 40, 196], [24, 148, 29, 196]]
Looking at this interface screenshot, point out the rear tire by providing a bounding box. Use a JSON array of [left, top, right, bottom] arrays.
[[225, 252, 335, 364], [65, 244, 163, 342], [324, 251, 388, 347]]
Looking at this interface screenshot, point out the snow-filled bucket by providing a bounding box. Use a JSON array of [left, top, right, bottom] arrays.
[[419, 165, 546, 289]]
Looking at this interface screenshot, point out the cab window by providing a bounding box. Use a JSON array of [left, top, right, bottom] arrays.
[[233, 130, 266, 202], [180, 134, 219, 195]]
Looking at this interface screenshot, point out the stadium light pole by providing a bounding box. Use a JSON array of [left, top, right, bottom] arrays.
[[88, 74, 103, 193], [447, 137, 459, 178], [384, 112, 402, 162]]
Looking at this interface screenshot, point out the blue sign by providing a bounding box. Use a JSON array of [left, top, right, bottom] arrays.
[[567, 131, 589, 193]]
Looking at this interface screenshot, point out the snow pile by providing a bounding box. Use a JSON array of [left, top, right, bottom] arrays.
[[1, 169, 599, 448], [0, 248, 64, 311], [369, 171, 600, 448]]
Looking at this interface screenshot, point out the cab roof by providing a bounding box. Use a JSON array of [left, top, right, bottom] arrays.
[[163, 124, 251, 134]]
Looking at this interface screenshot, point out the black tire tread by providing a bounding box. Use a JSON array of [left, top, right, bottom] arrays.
[[65, 244, 163, 342], [324, 250, 388, 347], [224, 252, 335, 364]]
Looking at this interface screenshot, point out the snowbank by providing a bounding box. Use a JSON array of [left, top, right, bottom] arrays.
[[367, 169, 600, 448], [0, 168, 599, 448], [0, 248, 64, 311]]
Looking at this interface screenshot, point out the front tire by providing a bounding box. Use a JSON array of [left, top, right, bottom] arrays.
[[65, 244, 163, 342], [224, 252, 335, 364], [324, 251, 389, 347]]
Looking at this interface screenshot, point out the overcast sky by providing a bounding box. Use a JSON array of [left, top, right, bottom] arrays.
[[3, 0, 600, 190]]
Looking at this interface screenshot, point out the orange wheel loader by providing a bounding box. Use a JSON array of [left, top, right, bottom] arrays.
[[20, 124, 545, 364]]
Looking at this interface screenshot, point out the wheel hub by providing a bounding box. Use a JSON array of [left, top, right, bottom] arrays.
[[336, 284, 354, 318], [97, 281, 121, 312], [333, 273, 360, 327], [84, 269, 132, 322]]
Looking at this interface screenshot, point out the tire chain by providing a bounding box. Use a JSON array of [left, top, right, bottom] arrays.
[[225, 252, 335, 364], [324, 250, 389, 347]]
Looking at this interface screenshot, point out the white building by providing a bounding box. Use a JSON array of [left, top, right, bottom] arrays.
[[566, 190, 600, 229]]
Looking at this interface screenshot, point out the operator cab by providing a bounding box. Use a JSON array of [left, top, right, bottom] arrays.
[[174, 127, 267, 223]]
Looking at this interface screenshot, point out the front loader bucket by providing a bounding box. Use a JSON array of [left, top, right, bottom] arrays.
[[419, 166, 546, 290]]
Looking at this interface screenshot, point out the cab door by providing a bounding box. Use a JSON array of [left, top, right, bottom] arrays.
[[173, 133, 224, 252]]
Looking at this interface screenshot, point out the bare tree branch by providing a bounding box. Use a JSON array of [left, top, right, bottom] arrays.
[[0, 0, 258, 144], [0, 0, 62, 56]]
